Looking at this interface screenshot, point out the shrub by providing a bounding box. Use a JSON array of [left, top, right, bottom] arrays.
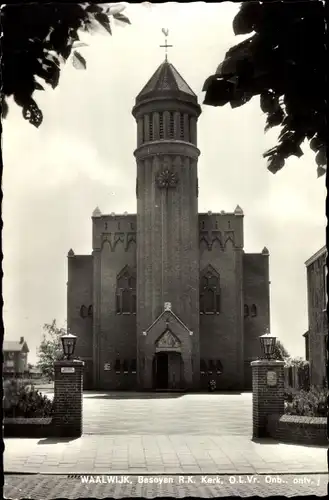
[[284, 386, 328, 417], [3, 378, 54, 418]]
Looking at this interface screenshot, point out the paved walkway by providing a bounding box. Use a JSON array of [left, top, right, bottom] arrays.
[[4, 391, 327, 492], [4, 473, 328, 498], [4, 434, 327, 475]]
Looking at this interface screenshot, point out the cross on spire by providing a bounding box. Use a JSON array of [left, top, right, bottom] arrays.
[[160, 28, 173, 62]]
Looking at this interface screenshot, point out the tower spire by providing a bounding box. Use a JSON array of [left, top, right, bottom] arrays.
[[160, 28, 173, 62]]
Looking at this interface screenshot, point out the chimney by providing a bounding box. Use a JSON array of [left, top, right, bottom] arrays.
[[20, 336, 24, 344]]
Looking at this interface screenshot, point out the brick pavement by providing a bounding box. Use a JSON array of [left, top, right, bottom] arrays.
[[4, 434, 327, 475], [4, 393, 327, 479], [4, 473, 328, 498]]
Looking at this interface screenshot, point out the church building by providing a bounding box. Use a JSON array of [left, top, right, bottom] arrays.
[[67, 57, 270, 391]]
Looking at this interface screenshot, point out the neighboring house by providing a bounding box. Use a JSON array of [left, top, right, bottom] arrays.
[[3, 336, 29, 374], [28, 367, 43, 379], [305, 246, 328, 386]]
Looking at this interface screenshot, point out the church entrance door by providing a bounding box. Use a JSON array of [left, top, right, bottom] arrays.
[[153, 352, 169, 389]]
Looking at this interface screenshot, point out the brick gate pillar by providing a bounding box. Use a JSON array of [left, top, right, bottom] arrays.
[[251, 359, 285, 439], [53, 359, 84, 437]]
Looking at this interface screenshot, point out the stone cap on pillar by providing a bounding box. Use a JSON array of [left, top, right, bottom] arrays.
[[251, 359, 285, 366], [54, 359, 85, 367]]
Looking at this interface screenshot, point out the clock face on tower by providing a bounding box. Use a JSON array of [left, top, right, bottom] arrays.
[[156, 168, 178, 189]]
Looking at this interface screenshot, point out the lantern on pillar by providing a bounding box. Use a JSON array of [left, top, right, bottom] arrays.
[[61, 333, 77, 360], [259, 329, 277, 360]]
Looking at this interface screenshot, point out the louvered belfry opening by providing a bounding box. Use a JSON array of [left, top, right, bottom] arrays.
[[134, 61, 200, 146]]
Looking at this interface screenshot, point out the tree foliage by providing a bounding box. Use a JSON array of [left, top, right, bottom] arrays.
[[203, 1, 327, 177], [0, 3, 130, 127], [36, 320, 66, 380], [273, 339, 290, 361]]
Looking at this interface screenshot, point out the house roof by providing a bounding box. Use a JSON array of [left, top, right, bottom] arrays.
[[305, 245, 327, 267], [136, 61, 197, 104], [3, 340, 29, 352]]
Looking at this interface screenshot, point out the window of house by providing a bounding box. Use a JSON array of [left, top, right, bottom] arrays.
[[169, 112, 174, 138], [123, 360, 129, 373], [323, 264, 327, 309], [131, 359, 137, 373], [88, 305, 93, 317], [159, 113, 164, 139], [200, 359, 207, 374], [116, 266, 137, 314], [244, 305, 249, 318], [80, 305, 88, 318], [251, 304, 257, 317], [200, 266, 221, 314], [114, 359, 121, 373]]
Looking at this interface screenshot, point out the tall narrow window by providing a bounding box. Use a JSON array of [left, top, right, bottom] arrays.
[[179, 114, 184, 139], [88, 305, 93, 317], [251, 304, 257, 317], [115, 359, 121, 373], [200, 265, 221, 314], [123, 360, 129, 373], [149, 114, 153, 141], [323, 264, 327, 309], [116, 266, 137, 314], [244, 305, 249, 318], [130, 359, 137, 373], [80, 305, 88, 318], [159, 112, 164, 139], [169, 112, 174, 138], [208, 360, 215, 374], [216, 360, 223, 374], [200, 359, 207, 374]]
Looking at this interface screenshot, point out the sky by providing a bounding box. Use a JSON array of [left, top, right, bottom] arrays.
[[3, 2, 326, 364]]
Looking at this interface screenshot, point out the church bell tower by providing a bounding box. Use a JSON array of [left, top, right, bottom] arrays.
[[132, 38, 202, 389]]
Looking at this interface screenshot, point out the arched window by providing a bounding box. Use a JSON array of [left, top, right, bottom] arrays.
[[200, 359, 207, 374], [149, 113, 153, 141], [179, 114, 184, 139], [159, 112, 164, 139], [80, 305, 88, 318], [200, 265, 221, 314], [251, 304, 257, 317], [123, 360, 129, 373], [88, 305, 93, 317], [169, 112, 174, 138], [115, 359, 121, 373], [244, 305, 249, 318], [116, 266, 136, 314]]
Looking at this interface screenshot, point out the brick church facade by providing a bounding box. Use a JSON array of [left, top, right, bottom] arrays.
[[67, 60, 270, 391]]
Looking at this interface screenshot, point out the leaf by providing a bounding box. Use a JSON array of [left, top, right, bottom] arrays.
[[106, 4, 126, 15], [260, 91, 279, 114], [94, 11, 112, 34], [22, 100, 43, 127], [230, 92, 252, 109], [112, 13, 131, 25], [1, 98, 9, 118], [309, 136, 323, 152], [315, 148, 327, 168], [34, 82, 45, 91], [232, 2, 260, 35], [264, 108, 284, 131], [72, 50, 86, 70]]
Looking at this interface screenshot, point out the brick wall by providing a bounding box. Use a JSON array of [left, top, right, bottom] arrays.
[[267, 414, 327, 446], [243, 253, 270, 389], [53, 360, 84, 437], [97, 224, 137, 389], [251, 360, 285, 438], [67, 254, 93, 364], [199, 212, 244, 390]]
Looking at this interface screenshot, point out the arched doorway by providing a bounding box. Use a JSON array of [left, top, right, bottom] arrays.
[[153, 352, 169, 389], [152, 351, 184, 390]]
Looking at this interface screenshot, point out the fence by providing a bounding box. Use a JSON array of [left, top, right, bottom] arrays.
[[284, 362, 310, 391]]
